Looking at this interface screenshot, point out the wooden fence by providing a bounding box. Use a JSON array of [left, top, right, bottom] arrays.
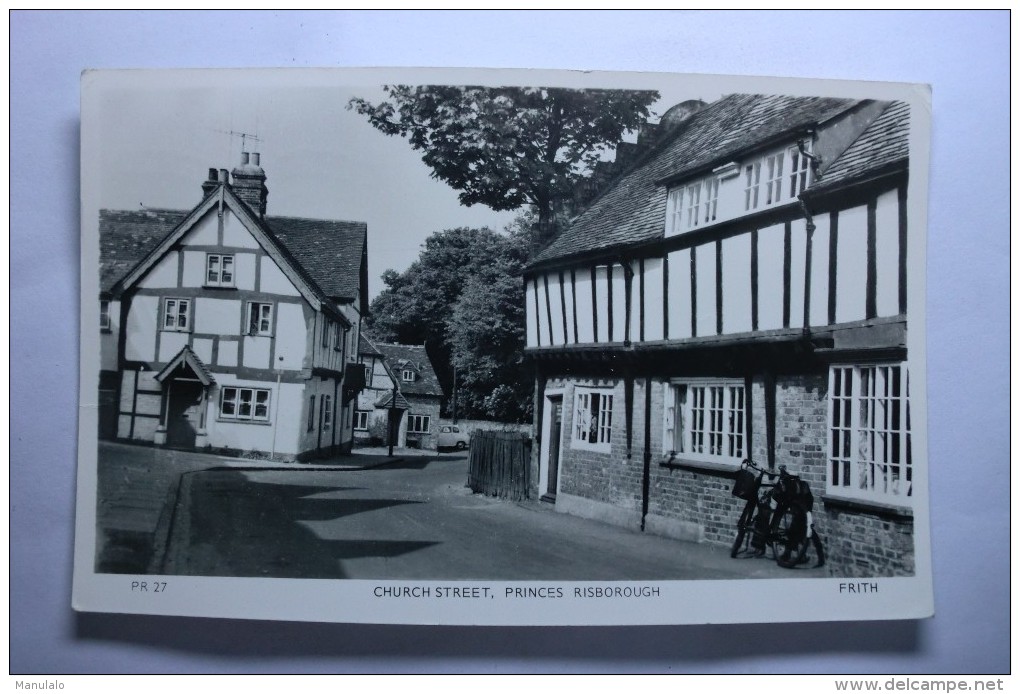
[[467, 430, 532, 501]]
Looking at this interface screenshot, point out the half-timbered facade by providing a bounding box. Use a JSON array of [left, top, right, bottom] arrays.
[[99, 154, 370, 459], [524, 95, 914, 576]]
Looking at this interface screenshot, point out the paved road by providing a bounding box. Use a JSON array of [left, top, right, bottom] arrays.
[[156, 453, 826, 581]]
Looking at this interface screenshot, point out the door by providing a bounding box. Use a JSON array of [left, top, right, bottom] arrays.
[[545, 397, 563, 499], [166, 381, 204, 448]]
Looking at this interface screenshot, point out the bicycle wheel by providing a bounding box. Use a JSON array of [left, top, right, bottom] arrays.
[[730, 501, 755, 558], [771, 503, 810, 568]]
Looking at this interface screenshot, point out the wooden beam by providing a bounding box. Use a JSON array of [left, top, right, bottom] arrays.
[[866, 199, 877, 320], [751, 228, 759, 332], [898, 185, 908, 315], [783, 221, 792, 328], [828, 210, 839, 326]]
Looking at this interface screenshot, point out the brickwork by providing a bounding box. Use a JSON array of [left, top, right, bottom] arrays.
[[535, 368, 916, 576], [404, 394, 442, 450]]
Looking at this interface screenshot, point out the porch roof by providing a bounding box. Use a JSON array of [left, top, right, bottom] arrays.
[[155, 346, 216, 386]]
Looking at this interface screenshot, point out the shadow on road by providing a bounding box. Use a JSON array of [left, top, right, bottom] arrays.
[[159, 470, 440, 579], [366, 455, 467, 471]]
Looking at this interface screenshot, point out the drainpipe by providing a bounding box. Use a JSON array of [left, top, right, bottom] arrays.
[[799, 198, 816, 336]]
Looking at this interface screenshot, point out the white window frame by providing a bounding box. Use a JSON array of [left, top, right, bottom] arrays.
[[788, 142, 813, 198], [247, 302, 273, 336], [402, 368, 416, 382], [162, 298, 191, 332], [827, 364, 912, 505], [353, 410, 370, 431], [205, 253, 235, 287], [219, 387, 271, 422], [407, 414, 431, 434], [321, 394, 333, 431], [663, 379, 747, 466], [572, 387, 614, 452]]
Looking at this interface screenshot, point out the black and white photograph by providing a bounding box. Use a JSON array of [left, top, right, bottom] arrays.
[[73, 67, 933, 626]]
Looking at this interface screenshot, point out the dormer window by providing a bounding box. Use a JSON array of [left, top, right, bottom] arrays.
[[402, 368, 416, 382], [666, 176, 720, 236], [788, 144, 812, 197], [206, 254, 235, 287]]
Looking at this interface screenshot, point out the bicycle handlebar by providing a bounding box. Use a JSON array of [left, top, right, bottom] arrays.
[[741, 459, 798, 480]]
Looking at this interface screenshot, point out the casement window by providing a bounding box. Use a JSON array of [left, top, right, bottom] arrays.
[[788, 144, 812, 198], [408, 414, 431, 434], [666, 177, 720, 235], [247, 302, 273, 336], [663, 380, 747, 465], [219, 387, 270, 422], [320, 394, 333, 431], [206, 253, 235, 287], [402, 368, 416, 382], [573, 388, 614, 451], [322, 318, 332, 349], [828, 364, 912, 505], [334, 326, 344, 352], [100, 300, 111, 331], [354, 410, 370, 431], [163, 298, 190, 331], [307, 395, 316, 432], [763, 152, 785, 206]]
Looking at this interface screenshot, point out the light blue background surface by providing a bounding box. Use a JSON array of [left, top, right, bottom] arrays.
[[10, 10, 1009, 673]]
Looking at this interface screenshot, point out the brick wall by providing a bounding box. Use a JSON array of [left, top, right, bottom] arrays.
[[405, 394, 441, 450], [533, 369, 916, 576]]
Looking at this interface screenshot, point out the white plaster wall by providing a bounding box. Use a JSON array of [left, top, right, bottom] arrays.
[[594, 266, 609, 342], [525, 281, 537, 347], [757, 223, 785, 331], [205, 378, 306, 455], [138, 251, 177, 289], [275, 302, 307, 370], [234, 252, 256, 291], [667, 249, 692, 340], [217, 338, 238, 367], [547, 273, 564, 346], [722, 234, 752, 334], [124, 295, 158, 362], [158, 331, 188, 362], [875, 189, 900, 317], [181, 250, 205, 288], [629, 260, 641, 342], [573, 271, 594, 343], [195, 297, 239, 335], [222, 210, 260, 249], [610, 263, 626, 343], [562, 271, 576, 344], [810, 213, 830, 327], [836, 204, 868, 324], [260, 255, 300, 296], [183, 210, 217, 245], [789, 218, 807, 330], [695, 242, 717, 337], [191, 337, 213, 364], [243, 335, 271, 369], [643, 257, 664, 341]]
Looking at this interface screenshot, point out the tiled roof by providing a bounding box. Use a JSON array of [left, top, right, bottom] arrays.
[[375, 343, 444, 398], [97, 203, 366, 303], [358, 333, 384, 358], [375, 391, 410, 410], [531, 94, 858, 266], [811, 100, 910, 192], [99, 209, 186, 294], [267, 216, 366, 301]]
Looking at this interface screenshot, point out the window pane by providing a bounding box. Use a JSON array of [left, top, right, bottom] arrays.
[[221, 388, 237, 416], [254, 390, 270, 419], [221, 256, 233, 282], [239, 389, 253, 417]]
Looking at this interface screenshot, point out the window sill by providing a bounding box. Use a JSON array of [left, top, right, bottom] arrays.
[[570, 443, 613, 455], [821, 494, 913, 519], [217, 418, 271, 426], [202, 284, 237, 290], [162, 328, 192, 333], [658, 456, 741, 477]]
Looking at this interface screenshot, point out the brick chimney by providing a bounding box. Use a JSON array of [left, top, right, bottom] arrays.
[[201, 168, 220, 198], [231, 151, 269, 219]]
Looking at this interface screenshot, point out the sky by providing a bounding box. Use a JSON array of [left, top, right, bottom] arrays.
[[85, 69, 722, 300]]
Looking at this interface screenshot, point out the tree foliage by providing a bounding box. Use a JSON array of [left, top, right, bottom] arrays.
[[365, 224, 535, 422], [349, 85, 658, 243]]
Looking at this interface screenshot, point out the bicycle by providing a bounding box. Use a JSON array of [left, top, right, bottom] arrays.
[[730, 459, 825, 569]]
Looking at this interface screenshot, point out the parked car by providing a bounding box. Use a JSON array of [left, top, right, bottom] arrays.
[[438, 424, 469, 450]]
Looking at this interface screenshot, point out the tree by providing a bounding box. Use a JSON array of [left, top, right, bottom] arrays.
[[365, 226, 533, 421], [349, 86, 658, 244]]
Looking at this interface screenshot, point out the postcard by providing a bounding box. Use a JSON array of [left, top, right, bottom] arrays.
[[73, 67, 932, 625]]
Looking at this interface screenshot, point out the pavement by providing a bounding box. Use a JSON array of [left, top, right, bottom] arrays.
[[94, 441, 827, 581]]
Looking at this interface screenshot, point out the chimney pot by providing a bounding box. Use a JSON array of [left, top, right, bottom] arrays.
[[241, 152, 250, 165], [208, 168, 218, 181], [219, 169, 230, 185], [251, 152, 260, 167]]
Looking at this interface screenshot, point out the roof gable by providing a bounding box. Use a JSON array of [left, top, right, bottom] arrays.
[[375, 343, 444, 398], [810, 100, 910, 193]]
